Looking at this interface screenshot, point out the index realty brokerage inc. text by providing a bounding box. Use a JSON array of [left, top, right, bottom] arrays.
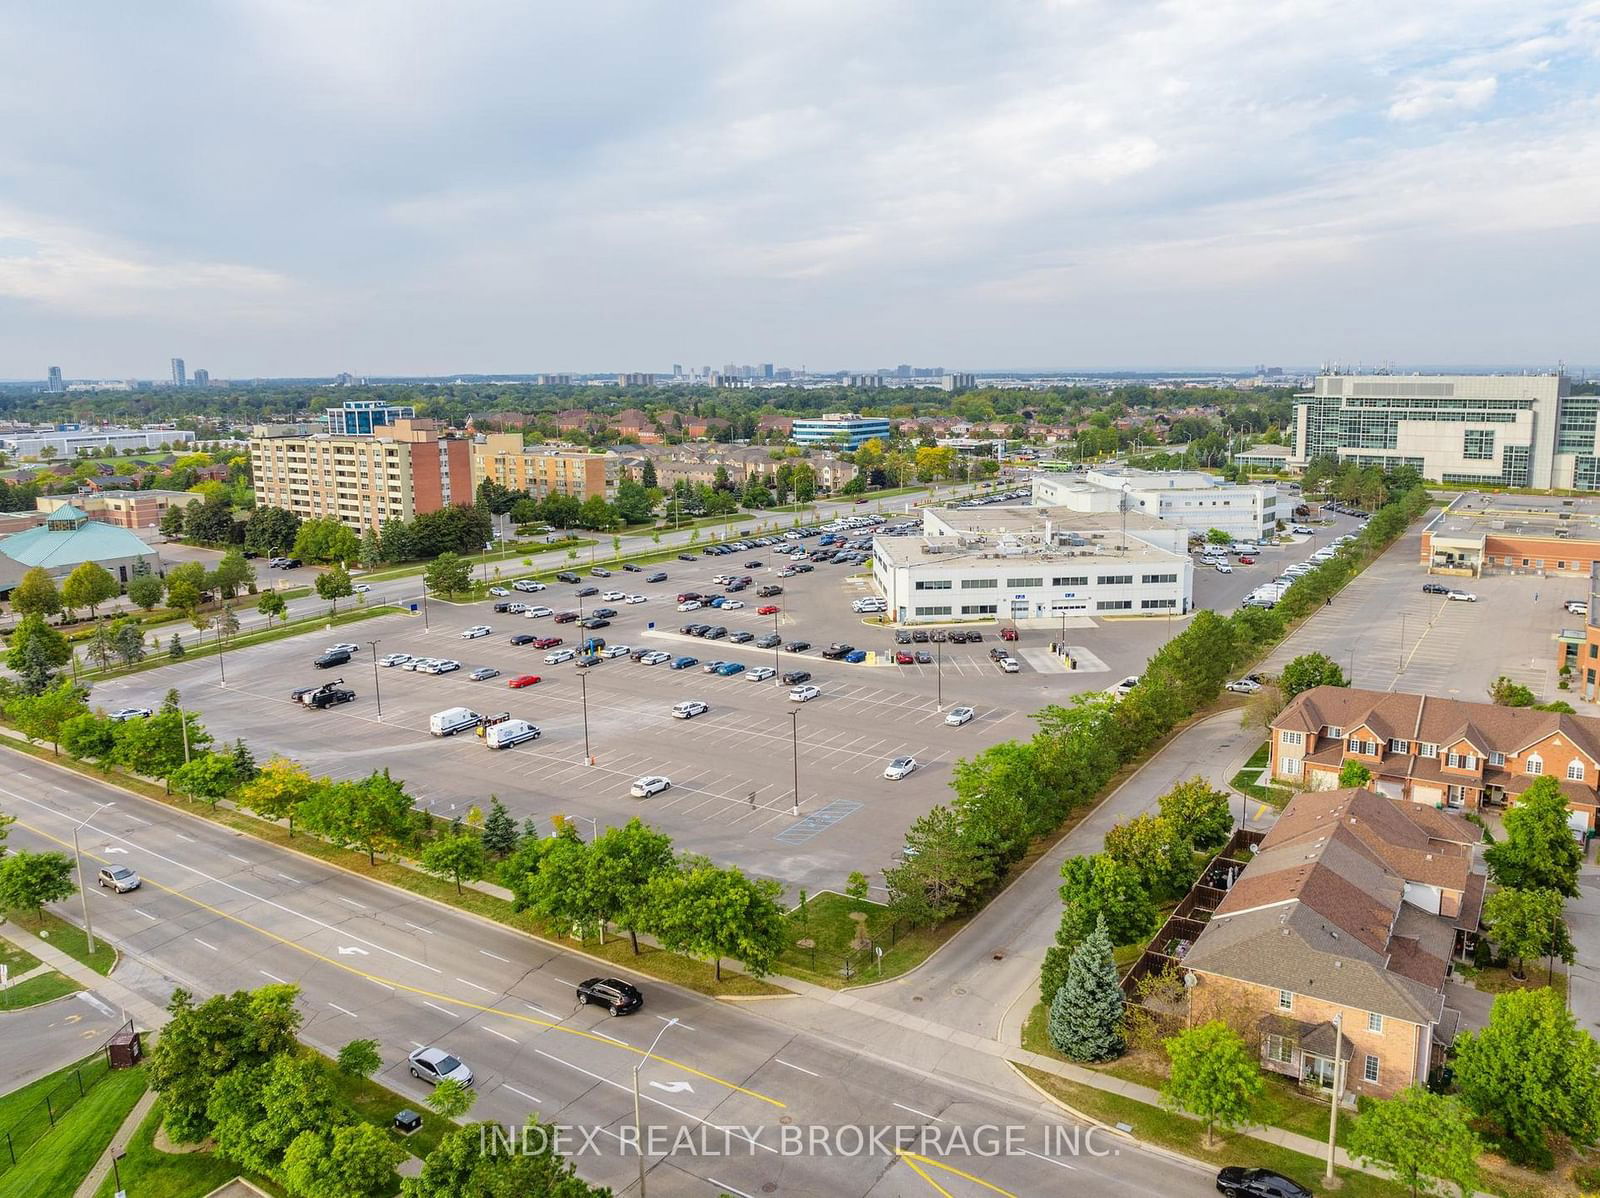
[[483, 1122, 1121, 1160]]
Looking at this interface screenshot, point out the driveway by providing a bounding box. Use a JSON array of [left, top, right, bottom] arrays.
[[0, 990, 122, 1092]]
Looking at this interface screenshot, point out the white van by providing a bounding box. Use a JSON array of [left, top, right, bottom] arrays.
[[485, 719, 541, 749], [429, 707, 482, 737]]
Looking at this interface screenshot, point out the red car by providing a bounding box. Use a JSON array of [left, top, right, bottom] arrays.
[[552, 611, 579, 624], [1000, 627, 1019, 642], [532, 636, 563, 649], [508, 674, 542, 688], [757, 604, 780, 615], [895, 651, 914, 665], [1238, 555, 1256, 564]]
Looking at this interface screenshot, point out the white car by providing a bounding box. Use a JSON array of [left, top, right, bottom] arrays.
[[353, 583, 371, 594], [720, 600, 745, 610], [327, 643, 360, 655], [1291, 524, 1314, 535], [401, 657, 436, 672], [1226, 679, 1262, 694], [408, 1046, 474, 1088], [789, 684, 820, 702], [524, 606, 555, 618], [1108, 675, 1140, 698], [461, 625, 492, 639], [545, 649, 576, 665], [433, 659, 462, 674], [640, 651, 672, 665], [624, 594, 647, 604], [748, 667, 776, 682], [631, 775, 671, 798], [600, 645, 629, 659], [672, 700, 709, 719], [1215, 562, 1234, 574], [1566, 600, 1589, 616], [488, 587, 510, 597], [678, 600, 702, 612], [1447, 590, 1477, 602], [513, 580, 547, 592], [108, 707, 152, 722], [944, 706, 975, 726], [883, 756, 918, 781], [601, 590, 625, 602], [378, 653, 412, 667], [998, 657, 1021, 673]]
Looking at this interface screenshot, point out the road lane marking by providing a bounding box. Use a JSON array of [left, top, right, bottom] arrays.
[[9, 808, 786, 1110], [258, 970, 288, 983], [899, 1150, 1016, 1196], [175, 833, 196, 843], [1018, 1147, 1077, 1171], [456, 978, 495, 994], [226, 853, 250, 863], [483, 1026, 518, 1043], [893, 1102, 944, 1122], [590, 1030, 627, 1046], [276, 871, 304, 883], [479, 949, 512, 963], [709, 1183, 757, 1198], [524, 1002, 562, 1019], [404, 922, 434, 935], [365, 976, 395, 991], [133, 909, 158, 922], [329, 1002, 358, 1018], [657, 1014, 695, 1032], [194, 938, 218, 951], [336, 896, 367, 909], [503, 1083, 542, 1104], [774, 1059, 818, 1077], [423, 1001, 456, 1016]]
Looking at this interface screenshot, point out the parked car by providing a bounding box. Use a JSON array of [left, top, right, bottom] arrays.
[[513, 579, 547, 592], [669, 656, 698, 670], [895, 651, 914, 665], [314, 649, 351, 669], [461, 625, 492, 639], [945, 706, 975, 726], [784, 641, 811, 653], [545, 648, 576, 664], [408, 1047, 474, 1088], [469, 667, 500, 681], [630, 775, 671, 797], [1567, 599, 1589, 615], [729, 630, 754, 644], [524, 605, 555, 618], [488, 586, 510, 597], [756, 633, 782, 648], [780, 670, 812, 686], [714, 661, 745, 676], [576, 977, 643, 1016], [748, 666, 776, 681], [1226, 679, 1261, 694], [1446, 590, 1477, 602], [508, 674, 541, 688], [556, 571, 582, 583], [622, 563, 642, 572], [97, 865, 141, 892], [789, 684, 821, 702], [914, 650, 933, 664], [843, 649, 867, 663], [640, 651, 672, 665], [1214, 1166, 1312, 1198], [883, 756, 918, 780], [1000, 627, 1019, 642], [997, 657, 1021, 673], [576, 586, 600, 598], [108, 707, 152, 721], [821, 643, 855, 660], [646, 571, 669, 582], [553, 611, 580, 624], [1108, 675, 1140, 698], [377, 653, 412, 667], [672, 700, 709, 719], [591, 567, 612, 577]]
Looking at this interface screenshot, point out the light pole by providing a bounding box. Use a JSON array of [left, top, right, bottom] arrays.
[[216, 615, 227, 687], [935, 636, 942, 710], [1324, 1012, 1343, 1184], [421, 590, 429, 631], [1398, 612, 1406, 675], [790, 710, 800, 816], [72, 801, 114, 956], [772, 607, 782, 686], [1120, 482, 1131, 555], [368, 639, 383, 719], [633, 1017, 679, 1197], [569, 814, 597, 841], [580, 671, 592, 765]]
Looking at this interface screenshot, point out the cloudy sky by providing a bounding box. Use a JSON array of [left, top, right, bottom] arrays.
[[2, 0, 1597, 378]]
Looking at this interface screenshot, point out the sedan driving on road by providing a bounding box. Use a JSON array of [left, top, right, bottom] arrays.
[[630, 775, 671, 798], [469, 667, 500, 681], [1226, 679, 1262, 694], [1214, 1167, 1312, 1198], [577, 977, 643, 1016], [97, 865, 141, 892], [408, 1047, 474, 1088], [883, 756, 918, 781]]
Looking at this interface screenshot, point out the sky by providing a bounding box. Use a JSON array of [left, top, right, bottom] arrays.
[[2, 0, 1598, 378]]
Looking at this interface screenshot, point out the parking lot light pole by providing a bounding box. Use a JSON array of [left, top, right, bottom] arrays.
[[634, 1016, 679, 1197], [773, 608, 782, 686], [367, 639, 383, 720], [790, 710, 800, 816], [580, 671, 592, 765], [935, 637, 942, 710], [72, 801, 114, 956]]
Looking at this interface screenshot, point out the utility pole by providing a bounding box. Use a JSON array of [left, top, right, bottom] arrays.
[[790, 710, 800, 816], [1325, 1011, 1343, 1185], [72, 802, 113, 956], [580, 672, 592, 764], [368, 639, 383, 719]]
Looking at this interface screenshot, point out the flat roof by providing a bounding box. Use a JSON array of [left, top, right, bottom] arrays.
[[1431, 492, 1600, 546], [925, 504, 1169, 536], [876, 532, 1179, 570]]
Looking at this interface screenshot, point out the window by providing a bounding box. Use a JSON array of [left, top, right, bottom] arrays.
[[1363, 1055, 1380, 1084], [1266, 1034, 1294, 1064], [960, 578, 997, 589], [961, 603, 996, 615], [1569, 760, 1586, 782], [1099, 574, 1133, 585], [1052, 575, 1088, 586], [1367, 1012, 1383, 1034], [913, 579, 952, 591], [1463, 428, 1495, 460], [1006, 577, 1043, 589], [1489, 751, 1505, 767], [914, 605, 951, 617], [1325, 726, 1344, 739], [1277, 990, 1293, 1011], [1097, 599, 1132, 611], [1280, 730, 1304, 747], [1281, 756, 1302, 777], [1388, 738, 1409, 754], [1141, 598, 1177, 609], [1347, 737, 1376, 755], [1526, 754, 1544, 776], [1418, 742, 1438, 758], [1142, 573, 1178, 584]]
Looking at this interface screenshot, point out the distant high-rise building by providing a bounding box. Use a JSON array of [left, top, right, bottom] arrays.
[[192, 368, 210, 387], [617, 373, 655, 387], [847, 374, 885, 388], [535, 373, 573, 386], [895, 364, 911, 379], [672, 363, 683, 377], [46, 366, 63, 392], [325, 398, 414, 436], [941, 373, 976, 392], [170, 358, 186, 387], [334, 371, 357, 386], [761, 363, 774, 379]]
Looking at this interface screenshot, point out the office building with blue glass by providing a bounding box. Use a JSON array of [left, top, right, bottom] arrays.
[[791, 413, 892, 450], [326, 399, 415, 436]]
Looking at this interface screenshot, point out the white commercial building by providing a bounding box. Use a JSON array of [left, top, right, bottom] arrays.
[[0, 425, 195, 458], [1030, 467, 1278, 542], [873, 505, 1193, 626]]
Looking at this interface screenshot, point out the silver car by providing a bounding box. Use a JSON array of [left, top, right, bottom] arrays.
[[407, 1046, 474, 1088], [97, 865, 141, 893]]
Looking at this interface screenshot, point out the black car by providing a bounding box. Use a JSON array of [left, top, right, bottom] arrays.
[[592, 607, 618, 619], [493, 601, 512, 613], [557, 571, 582, 583], [784, 640, 811, 653], [894, 630, 912, 644], [745, 560, 762, 568], [756, 633, 782, 648], [679, 623, 699, 635], [704, 626, 727, 640], [1422, 582, 1451, 595], [726, 581, 747, 592], [821, 644, 854, 660], [630, 646, 653, 661], [577, 976, 643, 1016], [580, 617, 611, 630], [314, 649, 352, 668], [647, 571, 669, 582], [911, 630, 929, 643], [281, 557, 303, 569], [729, 630, 754, 644], [678, 554, 698, 562], [793, 563, 814, 573], [622, 563, 642, 572], [576, 654, 601, 668], [780, 670, 812, 686], [1214, 1167, 1312, 1198], [686, 623, 710, 636], [929, 630, 947, 642], [967, 631, 983, 642], [510, 633, 536, 645], [915, 650, 932, 664], [576, 586, 600, 597], [305, 684, 356, 709]]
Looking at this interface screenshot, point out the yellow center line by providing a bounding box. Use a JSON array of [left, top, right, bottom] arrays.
[[16, 817, 784, 1108], [899, 1150, 1019, 1197], [899, 1154, 958, 1197]]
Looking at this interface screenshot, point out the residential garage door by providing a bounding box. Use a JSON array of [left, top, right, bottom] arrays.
[[1411, 783, 1444, 806], [1376, 779, 1404, 800]]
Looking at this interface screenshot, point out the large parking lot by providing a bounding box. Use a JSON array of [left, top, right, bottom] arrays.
[[87, 513, 1369, 894]]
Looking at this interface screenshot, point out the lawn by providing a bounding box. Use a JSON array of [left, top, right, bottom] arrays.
[[1457, 964, 1568, 998], [0, 1065, 147, 1198], [1229, 742, 1294, 807], [3, 908, 117, 975], [776, 891, 958, 986], [0, 971, 82, 1008], [90, 1101, 263, 1198], [0, 937, 40, 978], [327, 1062, 445, 1160]]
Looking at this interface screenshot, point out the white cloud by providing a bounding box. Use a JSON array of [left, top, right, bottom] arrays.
[[1388, 75, 1500, 121]]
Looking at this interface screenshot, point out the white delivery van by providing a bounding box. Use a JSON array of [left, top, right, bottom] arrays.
[[429, 707, 482, 737], [484, 719, 540, 749]]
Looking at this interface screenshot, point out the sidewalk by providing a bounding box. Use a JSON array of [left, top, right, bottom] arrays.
[[0, 920, 169, 1030], [73, 1089, 158, 1198]]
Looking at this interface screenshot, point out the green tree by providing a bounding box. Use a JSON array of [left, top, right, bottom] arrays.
[[1103, 812, 1197, 900], [1455, 986, 1600, 1168], [588, 819, 676, 952], [1348, 1086, 1480, 1198], [0, 851, 75, 919], [420, 833, 488, 894], [1048, 914, 1125, 1062], [6, 613, 71, 693], [426, 1078, 477, 1120], [1484, 775, 1584, 897], [170, 752, 240, 805], [403, 1117, 608, 1198], [237, 756, 317, 836], [10, 566, 62, 618], [481, 795, 518, 856], [208, 549, 254, 600], [283, 1122, 402, 1198], [883, 804, 992, 927], [110, 616, 146, 666], [317, 562, 355, 612], [1205, 528, 1234, 544], [1338, 760, 1373, 787], [423, 551, 472, 597], [1279, 651, 1348, 699], [1489, 675, 1537, 707], [210, 1051, 344, 1177], [164, 560, 208, 614], [209, 603, 240, 644], [845, 870, 870, 901], [126, 571, 165, 611], [61, 711, 119, 766], [1482, 886, 1573, 981], [1161, 1021, 1264, 1148], [1156, 778, 1233, 853], [1042, 853, 1158, 1003], [7, 680, 88, 755], [300, 770, 416, 864], [576, 494, 618, 531], [243, 505, 301, 556], [292, 516, 361, 564], [647, 859, 786, 980], [113, 703, 211, 787], [358, 525, 383, 568], [337, 1037, 383, 1079], [168, 633, 186, 658], [231, 737, 258, 782], [256, 589, 287, 626], [61, 560, 119, 619]]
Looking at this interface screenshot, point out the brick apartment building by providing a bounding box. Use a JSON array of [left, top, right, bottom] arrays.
[[470, 434, 620, 503], [37, 489, 200, 530], [1270, 685, 1600, 831], [1183, 788, 1483, 1098]]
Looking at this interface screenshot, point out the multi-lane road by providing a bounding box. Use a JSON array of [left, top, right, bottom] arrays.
[[4, 756, 1215, 1197]]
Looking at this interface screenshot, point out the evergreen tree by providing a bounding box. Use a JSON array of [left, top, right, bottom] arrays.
[[481, 795, 517, 856], [169, 633, 186, 659], [231, 738, 258, 783], [359, 525, 383, 568], [1048, 914, 1125, 1061]]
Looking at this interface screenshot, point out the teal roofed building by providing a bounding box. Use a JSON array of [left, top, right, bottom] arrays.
[[0, 504, 163, 596]]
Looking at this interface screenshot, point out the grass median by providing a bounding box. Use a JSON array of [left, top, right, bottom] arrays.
[[90, 1100, 253, 1198], [3, 908, 117, 976]]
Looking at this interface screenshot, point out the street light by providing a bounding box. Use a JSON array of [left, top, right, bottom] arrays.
[[633, 1017, 679, 1197], [934, 636, 942, 710], [790, 710, 800, 816], [772, 607, 782, 686], [1325, 1012, 1344, 1184], [367, 639, 383, 720], [579, 671, 592, 765], [72, 801, 114, 956], [216, 614, 227, 687]]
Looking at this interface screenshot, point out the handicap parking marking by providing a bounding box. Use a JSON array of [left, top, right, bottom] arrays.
[[774, 799, 865, 845]]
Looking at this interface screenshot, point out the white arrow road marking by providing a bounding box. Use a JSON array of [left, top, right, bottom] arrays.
[[101, 846, 128, 855], [336, 945, 370, 956], [650, 1080, 694, 1094]]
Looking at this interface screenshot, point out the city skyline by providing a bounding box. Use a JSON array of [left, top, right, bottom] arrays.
[[2, 2, 1596, 376]]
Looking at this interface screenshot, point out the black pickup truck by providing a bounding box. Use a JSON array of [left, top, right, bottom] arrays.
[[292, 679, 356, 709]]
